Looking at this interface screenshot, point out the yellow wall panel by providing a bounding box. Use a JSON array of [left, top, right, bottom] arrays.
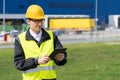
[[49, 18, 94, 31]]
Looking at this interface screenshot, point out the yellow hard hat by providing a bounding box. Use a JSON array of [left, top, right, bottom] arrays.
[[26, 5, 46, 19]]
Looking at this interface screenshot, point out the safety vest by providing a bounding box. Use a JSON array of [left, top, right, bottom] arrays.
[[18, 30, 56, 80]]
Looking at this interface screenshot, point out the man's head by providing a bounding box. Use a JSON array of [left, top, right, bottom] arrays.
[[26, 5, 45, 34]]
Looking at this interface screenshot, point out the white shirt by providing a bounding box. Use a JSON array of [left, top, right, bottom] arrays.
[[29, 29, 42, 42]]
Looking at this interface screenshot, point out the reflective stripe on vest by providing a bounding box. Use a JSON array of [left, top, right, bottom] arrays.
[[23, 66, 55, 73]]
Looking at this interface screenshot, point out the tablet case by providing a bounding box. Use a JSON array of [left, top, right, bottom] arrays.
[[49, 48, 67, 60]]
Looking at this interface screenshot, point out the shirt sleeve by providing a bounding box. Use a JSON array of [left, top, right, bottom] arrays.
[[14, 37, 39, 71], [53, 33, 67, 66]]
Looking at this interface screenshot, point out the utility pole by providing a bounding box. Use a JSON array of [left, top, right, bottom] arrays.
[[95, 0, 98, 42], [3, 0, 6, 31]]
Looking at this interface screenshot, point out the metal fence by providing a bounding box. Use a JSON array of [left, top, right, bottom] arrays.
[[1, 28, 120, 44], [58, 29, 120, 44]]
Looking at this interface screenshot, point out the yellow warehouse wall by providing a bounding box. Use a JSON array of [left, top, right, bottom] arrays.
[[49, 18, 95, 31]]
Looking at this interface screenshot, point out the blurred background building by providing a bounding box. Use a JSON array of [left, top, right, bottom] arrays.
[[0, 0, 120, 31], [0, 0, 120, 43]]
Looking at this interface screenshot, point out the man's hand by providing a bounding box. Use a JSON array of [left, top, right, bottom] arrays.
[[55, 53, 65, 61], [38, 54, 51, 64]]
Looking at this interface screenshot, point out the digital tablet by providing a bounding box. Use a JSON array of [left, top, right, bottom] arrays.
[[49, 48, 67, 60]]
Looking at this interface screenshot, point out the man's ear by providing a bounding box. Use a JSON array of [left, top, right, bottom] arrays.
[[27, 19, 30, 25]]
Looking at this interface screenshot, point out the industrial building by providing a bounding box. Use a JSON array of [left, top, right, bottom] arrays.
[[0, 0, 120, 31]]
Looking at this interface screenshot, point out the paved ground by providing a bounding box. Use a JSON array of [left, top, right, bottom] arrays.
[[1, 29, 120, 48]]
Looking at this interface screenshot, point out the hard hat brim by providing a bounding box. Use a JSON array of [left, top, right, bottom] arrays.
[[26, 16, 46, 20]]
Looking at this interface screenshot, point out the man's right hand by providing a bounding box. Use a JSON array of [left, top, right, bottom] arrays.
[[38, 54, 51, 64]]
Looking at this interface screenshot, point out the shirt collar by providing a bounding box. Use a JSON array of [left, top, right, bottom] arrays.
[[29, 29, 42, 41], [25, 28, 51, 42]]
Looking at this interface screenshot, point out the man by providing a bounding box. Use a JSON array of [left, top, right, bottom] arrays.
[[14, 4, 67, 80]]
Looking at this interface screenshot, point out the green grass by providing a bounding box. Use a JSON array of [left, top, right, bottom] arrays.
[[0, 48, 22, 80], [1, 42, 120, 80]]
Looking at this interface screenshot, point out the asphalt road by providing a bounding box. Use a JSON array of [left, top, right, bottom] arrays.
[[1, 37, 120, 48]]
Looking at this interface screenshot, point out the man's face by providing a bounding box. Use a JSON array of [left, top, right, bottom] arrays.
[[27, 18, 44, 34]]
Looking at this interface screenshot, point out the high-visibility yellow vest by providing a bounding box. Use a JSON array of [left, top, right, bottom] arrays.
[[18, 30, 56, 80]]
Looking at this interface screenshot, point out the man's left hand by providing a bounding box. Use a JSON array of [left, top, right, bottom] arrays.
[[55, 53, 65, 61]]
